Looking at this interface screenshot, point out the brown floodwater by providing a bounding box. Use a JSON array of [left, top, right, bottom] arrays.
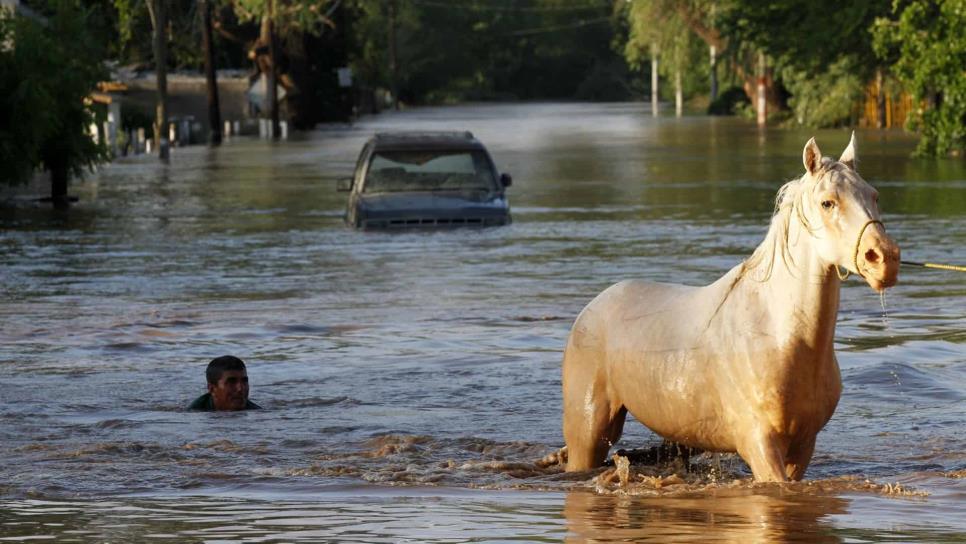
[[1, 103, 964, 541]]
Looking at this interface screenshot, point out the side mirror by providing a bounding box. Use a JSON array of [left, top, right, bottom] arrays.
[[500, 173, 513, 188], [336, 178, 353, 192]]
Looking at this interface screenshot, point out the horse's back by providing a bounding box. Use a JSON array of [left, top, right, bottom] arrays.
[[567, 279, 706, 354]]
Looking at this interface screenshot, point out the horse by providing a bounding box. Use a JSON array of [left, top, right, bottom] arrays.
[[561, 134, 900, 482]]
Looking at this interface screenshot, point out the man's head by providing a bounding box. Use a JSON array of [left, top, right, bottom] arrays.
[[206, 355, 249, 411]]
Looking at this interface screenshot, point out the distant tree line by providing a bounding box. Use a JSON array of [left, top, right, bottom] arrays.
[[623, 0, 965, 157], [1, 0, 963, 203]]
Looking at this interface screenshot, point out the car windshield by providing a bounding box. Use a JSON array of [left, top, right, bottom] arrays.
[[363, 150, 497, 193]]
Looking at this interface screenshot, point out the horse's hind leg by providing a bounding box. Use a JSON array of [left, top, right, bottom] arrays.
[[785, 436, 816, 481]]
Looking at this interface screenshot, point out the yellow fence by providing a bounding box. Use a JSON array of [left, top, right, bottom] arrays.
[[857, 80, 914, 129]]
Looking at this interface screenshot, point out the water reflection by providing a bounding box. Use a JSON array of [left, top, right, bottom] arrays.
[[564, 489, 848, 543]]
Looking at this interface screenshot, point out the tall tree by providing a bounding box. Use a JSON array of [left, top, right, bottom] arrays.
[[200, 0, 222, 145], [146, 0, 169, 159], [0, 1, 108, 205], [624, 0, 701, 116], [873, 0, 966, 156], [231, 0, 336, 132]]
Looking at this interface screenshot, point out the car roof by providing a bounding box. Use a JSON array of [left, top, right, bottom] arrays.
[[369, 131, 487, 152]]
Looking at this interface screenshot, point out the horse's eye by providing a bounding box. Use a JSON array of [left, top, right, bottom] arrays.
[[821, 200, 835, 210]]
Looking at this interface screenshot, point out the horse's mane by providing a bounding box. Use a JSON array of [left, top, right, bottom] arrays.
[[705, 159, 841, 327], [742, 159, 840, 281]]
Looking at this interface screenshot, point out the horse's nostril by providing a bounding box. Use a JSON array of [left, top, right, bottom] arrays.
[[865, 249, 880, 264]]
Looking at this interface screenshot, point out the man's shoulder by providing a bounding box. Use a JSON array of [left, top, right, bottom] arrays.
[[187, 393, 215, 411], [245, 400, 262, 410]]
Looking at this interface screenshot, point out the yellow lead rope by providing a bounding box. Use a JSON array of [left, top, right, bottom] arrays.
[[901, 261, 966, 273]]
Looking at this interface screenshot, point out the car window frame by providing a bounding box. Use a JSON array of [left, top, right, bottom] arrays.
[[360, 147, 500, 194], [352, 143, 373, 192]]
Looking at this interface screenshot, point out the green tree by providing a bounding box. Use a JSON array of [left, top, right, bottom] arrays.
[[347, 0, 623, 105], [0, 1, 108, 204], [624, 0, 707, 111], [873, 0, 966, 156]]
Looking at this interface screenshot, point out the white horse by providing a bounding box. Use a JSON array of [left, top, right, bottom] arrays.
[[561, 135, 900, 482]]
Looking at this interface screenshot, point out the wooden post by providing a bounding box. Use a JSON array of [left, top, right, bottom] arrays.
[[200, 0, 222, 145]]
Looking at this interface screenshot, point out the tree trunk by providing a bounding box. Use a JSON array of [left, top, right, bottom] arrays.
[[388, 0, 399, 110], [147, 0, 169, 160], [200, 0, 222, 145], [267, 0, 279, 139], [651, 44, 659, 117], [50, 159, 69, 209], [709, 44, 718, 102], [675, 69, 683, 117], [756, 52, 767, 126], [675, 3, 781, 114], [876, 68, 886, 129]]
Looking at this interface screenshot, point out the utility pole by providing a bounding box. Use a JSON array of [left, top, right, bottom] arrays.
[[388, 0, 399, 110], [267, 0, 280, 139], [148, 0, 169, 160], [200, 0, 221, 145]]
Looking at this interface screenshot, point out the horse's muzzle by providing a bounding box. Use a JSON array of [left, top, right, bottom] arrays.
[[858, 225, 900, 291]]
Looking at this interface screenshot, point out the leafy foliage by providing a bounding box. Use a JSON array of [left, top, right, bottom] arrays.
[[717, 0, 889, 75], [0, 1, 108, 187], [347, 0, 626, 103], [781, 56, 863, 127], [873, 0, 966, 156]]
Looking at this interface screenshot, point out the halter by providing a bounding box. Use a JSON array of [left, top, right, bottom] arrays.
[[837, 219, 884, 281]]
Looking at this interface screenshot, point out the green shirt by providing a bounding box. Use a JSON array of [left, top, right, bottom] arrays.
[[187, 393, 262, 411]]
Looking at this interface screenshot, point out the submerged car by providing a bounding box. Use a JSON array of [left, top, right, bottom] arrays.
[[338, 131, 512, 229]]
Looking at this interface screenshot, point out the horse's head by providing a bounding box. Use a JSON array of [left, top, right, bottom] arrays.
[[801, 134, 900, 292]]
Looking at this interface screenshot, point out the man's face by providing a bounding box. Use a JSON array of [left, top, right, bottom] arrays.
[[208, 370, 249, 411]]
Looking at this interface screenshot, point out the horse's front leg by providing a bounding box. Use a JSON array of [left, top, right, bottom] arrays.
[[737, 427, 790, 482]]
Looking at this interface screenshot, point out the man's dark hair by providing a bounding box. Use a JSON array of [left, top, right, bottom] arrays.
[[206, 355, 246, 384]]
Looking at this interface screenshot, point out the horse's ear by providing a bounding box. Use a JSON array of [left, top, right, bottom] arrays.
[[839, 131, 857, 171], [803, 137, 823, 177]]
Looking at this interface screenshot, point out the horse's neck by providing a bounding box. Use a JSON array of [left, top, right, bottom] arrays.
[[741, 217, 841, 349]]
